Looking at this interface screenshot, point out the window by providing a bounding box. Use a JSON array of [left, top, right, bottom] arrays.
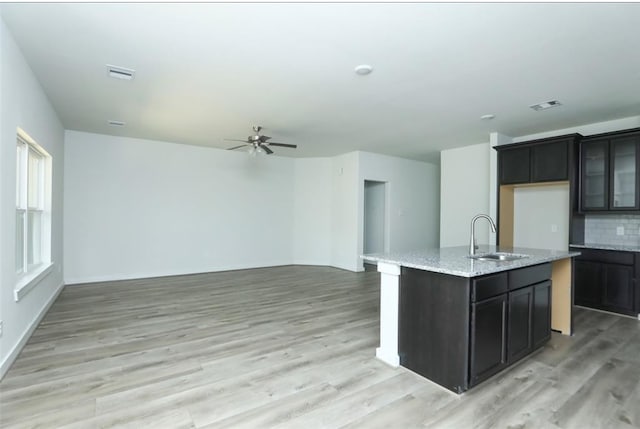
[[15, 129, 52, 285]]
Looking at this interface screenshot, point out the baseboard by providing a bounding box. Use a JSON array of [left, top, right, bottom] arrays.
[[64, 261, 295, 285], [0, 281, 65, 380], [574, 305, 640, 321]]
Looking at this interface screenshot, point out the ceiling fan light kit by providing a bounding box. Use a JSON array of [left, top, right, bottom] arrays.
[[225, 125, 297, 155]]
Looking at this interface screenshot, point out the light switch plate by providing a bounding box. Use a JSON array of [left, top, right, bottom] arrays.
[[617, 226, 625, 235]]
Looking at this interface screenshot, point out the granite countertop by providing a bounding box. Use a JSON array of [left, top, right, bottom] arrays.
[[362, 245, 580, 278], [570, 243, 640, 253]]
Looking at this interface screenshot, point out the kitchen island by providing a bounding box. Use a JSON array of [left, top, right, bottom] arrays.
[[362, 245, 580, 393]]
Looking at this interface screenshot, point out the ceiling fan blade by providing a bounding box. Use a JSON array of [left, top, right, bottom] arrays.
[[267, 142, 297, 148], [227, 145, 248, 151], [261, 145, 274, 155], [259, 135, 272, 142], [224, 139, 249, 143]]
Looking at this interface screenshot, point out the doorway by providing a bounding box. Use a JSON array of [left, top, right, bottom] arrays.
[[363, 180, 387, 271]]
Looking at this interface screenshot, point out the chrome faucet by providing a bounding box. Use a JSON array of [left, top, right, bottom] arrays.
[[469, 214, 497, 256]]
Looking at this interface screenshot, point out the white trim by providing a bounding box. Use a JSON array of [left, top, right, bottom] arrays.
[[376, 347, 400, 367], [574, 304, 640, 322], [377, 261, 401, 276], [63, 261, 295, 285], [1, 281, 65, 380], [376, 262, 401, 367], [14, 262, 54, 301]]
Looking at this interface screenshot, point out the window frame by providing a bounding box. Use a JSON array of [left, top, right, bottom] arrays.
[[15, 129, 53, 301]]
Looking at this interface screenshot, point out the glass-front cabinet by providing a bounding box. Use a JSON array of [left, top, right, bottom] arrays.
[[580, 132, 640, 212], [581, 140, 608, 210], [611, 138, 637, 209]]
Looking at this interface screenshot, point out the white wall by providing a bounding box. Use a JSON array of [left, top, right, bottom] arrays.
[[513, 184, 570, 251], [0, 17, 65, 378], [440, 142, 491, 247], [330, 152, 360, 271], [64, 140, 441, 278], [64, 131, 295, 283], [356, 151, 440, 270], [292, 158, 332, 265]]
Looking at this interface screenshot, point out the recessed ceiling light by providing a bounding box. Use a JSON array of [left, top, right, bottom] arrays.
[[106, 64, 135, 80], [480, 114, 495, 120], [529, 100, 562, 111], [108, 120, 126, 127], [354, 64, 373, 76]]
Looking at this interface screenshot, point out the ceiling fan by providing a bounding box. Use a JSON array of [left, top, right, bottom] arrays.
[[225, 126, 297, 155]]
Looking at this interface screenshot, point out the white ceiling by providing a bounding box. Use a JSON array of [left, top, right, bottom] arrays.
[[2, 2, 640, 163]]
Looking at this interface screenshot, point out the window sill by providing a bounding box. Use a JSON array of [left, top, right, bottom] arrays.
[[15, 262, 55, 302]]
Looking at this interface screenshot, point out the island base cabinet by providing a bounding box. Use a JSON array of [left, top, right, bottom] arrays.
[[508, 287, 534, 363], [469, 294, 507, 387], [532, 281, 552, 349], [398, 268, 471, 394], [399, 264, 552, 394], [506, 280, 552, 365]]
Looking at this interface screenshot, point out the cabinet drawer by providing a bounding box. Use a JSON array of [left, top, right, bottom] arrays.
[[508, 263, 552, 290], [573, 248, 634, 265], [472, 272, 508, 302]]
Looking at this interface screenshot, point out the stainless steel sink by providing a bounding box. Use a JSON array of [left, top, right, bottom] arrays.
[[467, 252, 529, 262]]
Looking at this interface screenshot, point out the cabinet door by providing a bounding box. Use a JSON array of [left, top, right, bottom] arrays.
[[610, 136, 639, 210], [531, 141, 569, 182], [470, 294, 508, 386], [500, 147, 530, 184], [508, 286, 533, 364], [602, 263, 635, 314], [581, 140, 609, 211], [574, 260, 602, 307], [532, 281, 552, 349]]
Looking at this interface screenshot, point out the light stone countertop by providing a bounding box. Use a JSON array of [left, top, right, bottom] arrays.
[[362, 245, 580, 278], [570, 243, 640, 253]]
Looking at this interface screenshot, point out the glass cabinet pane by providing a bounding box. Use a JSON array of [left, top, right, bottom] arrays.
[[582, 141, 607, 209], [611, 139, 637, 208]]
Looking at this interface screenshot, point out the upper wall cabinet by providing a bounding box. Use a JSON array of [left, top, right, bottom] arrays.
[[579, 129, 640, 212], [496, 134, 580, 185]]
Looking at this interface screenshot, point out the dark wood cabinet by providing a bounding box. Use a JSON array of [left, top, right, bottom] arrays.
[[470, 294, 507, 386], [497, 135, 576, 185], [580, 139, 609, 211], [469, 265, 552, 387], [500, 146, 530, 184], [602, 264, 634, 313], [507, 286, 533, 363], [574, 260, 601, 306], [398, 268, 471, 393], [398, 264, 553, 392], [531, 141, 569, 182], [532, 281, 552, 349], [572, 247, 637, 316], [579, 130, 640, 212]]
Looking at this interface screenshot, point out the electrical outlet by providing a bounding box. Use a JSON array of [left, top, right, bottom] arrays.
[[617, 226, 625, 236], [551, 224, 558, 233]]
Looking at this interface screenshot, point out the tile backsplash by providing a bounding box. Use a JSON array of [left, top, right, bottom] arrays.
[[584, 214, 640, 246]]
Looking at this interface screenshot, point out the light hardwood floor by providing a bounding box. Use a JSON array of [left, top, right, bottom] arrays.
[[1, 265, 639, 428]]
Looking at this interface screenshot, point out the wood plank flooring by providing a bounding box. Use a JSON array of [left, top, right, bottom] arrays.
[[1, 265, 639, 428]]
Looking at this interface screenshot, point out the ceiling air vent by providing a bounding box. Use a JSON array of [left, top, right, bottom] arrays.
[[108, 120, 126, 127], [106, 64, 135, 80], [529, 100, 562, 111]]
